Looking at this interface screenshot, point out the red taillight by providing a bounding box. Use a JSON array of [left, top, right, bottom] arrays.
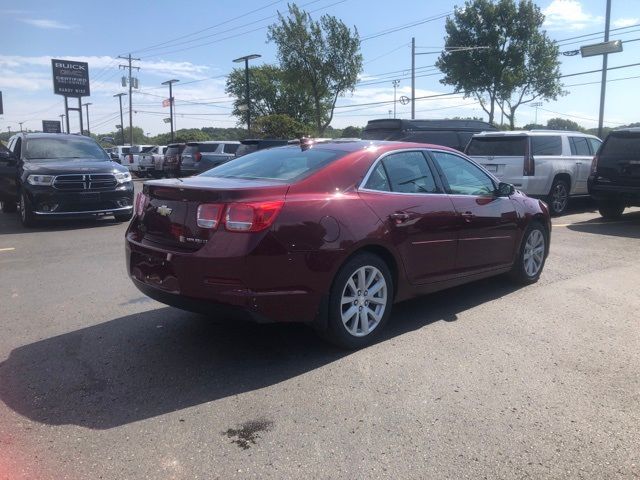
[[591, 155, 599, 175], [224, 201, 284, 232], [194, 152, 202, 162], [523, 154, 535, 176], [197, 203, 223, 229], [135, 192, 148, 216]]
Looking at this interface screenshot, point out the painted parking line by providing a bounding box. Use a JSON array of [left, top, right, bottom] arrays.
[[0, 247, 16, 252]]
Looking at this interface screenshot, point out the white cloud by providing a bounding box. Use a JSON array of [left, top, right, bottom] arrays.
[[543, 0, 603, 31], [21, 18, 73, 30], [612, 17, 640, 28]]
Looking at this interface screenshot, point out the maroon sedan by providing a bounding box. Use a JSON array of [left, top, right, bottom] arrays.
[[126, 140, 550, 348]]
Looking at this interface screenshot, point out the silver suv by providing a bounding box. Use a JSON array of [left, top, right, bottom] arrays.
[[466, 130, 602, 215]]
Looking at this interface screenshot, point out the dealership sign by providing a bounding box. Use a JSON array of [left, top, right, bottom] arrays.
[[42, 120, 62, 133], [51, 59, 90, 97]]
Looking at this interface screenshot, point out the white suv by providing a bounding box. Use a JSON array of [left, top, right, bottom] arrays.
[[466, 130, 602, 215]]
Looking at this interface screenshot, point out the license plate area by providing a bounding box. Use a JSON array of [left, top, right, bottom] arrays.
[[79, 192, 100, 202], [483, 164, 498, 173], [131, 250, 180, 292]]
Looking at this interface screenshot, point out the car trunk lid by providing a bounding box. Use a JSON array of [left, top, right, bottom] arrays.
[[138, 177, 289, 251]]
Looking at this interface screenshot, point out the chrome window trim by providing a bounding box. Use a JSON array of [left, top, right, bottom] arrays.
[[357, 148, 444, 196]]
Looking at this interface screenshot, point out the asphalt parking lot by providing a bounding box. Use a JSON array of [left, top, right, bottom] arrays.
[[0, 183, 639, 480]]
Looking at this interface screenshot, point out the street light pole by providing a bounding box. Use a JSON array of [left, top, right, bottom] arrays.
[[162, 79, 179, 142], [232, 54, 261, 136], [392, 80, 400, 119], [59, 114, 65, 133], [19, 122, 24, 132], [597, 0, 612, 138], [113, 93, 127, 146], [411, 37, 415, 119], [82, 102, 92, 135]]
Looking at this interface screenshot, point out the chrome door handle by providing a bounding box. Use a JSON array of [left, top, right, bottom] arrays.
[[390, 212, 410, 222], [461, 212, 474, 223]]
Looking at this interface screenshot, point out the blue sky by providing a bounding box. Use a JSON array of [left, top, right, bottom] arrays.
[[1, 0, 639, 136]]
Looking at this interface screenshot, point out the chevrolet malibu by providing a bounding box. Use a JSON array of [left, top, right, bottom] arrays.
[[126, 141, 550, 348]]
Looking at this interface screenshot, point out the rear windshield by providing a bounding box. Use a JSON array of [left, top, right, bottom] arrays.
[[404, 131, 461, 149], [224, 143, 239, 154], [600, 134, 640, 160], [166, 145, 185, 156], [531, 136, 562, 156], [235, 144, 257, 157], [466, 136, 527, 156], [24, 137, 109, 161], [200, 146, 345, 181]]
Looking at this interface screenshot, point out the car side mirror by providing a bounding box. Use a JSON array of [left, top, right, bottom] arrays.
[[0, 149, 17, 165], [496, 182, 515, 197]]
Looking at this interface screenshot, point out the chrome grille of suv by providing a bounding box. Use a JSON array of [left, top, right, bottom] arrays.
[[53, 173, 118, 191]]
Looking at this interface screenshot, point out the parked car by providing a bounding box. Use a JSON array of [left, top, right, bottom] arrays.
[[235, 138, 299, 157], [126, 140, 550, 348], [588, 127, 640, 218], [361, 118, 497, 152], [124, 145, 154, 176], [179, 141, 240, 176], [0, 133, 134, 226], [466, 130, 602, 215], [138, 145, 166, 178], [160, 143, 185, 177]]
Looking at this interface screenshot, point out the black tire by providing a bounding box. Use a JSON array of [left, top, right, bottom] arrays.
[[547, 178, 570, 216], [509, 221, 548, 285], [19, 192, 37, 228], [114, 211, 134, 222], [1, 200, 17, 213], [325, 253, 393, 349], [597, 201, 625, 219]]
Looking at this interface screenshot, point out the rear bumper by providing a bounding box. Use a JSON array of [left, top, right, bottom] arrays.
[[588, 178, 640, 205], [125, 236, 326, 324]]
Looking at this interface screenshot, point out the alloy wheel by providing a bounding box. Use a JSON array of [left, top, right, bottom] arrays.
[[551, 183, 568, 213], [340, 265, 388, 337], [523, 229, 545, 277]]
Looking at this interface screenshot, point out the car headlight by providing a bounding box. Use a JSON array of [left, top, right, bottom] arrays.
[[27, 175, 55, 186], [115, 171, 132, 184]]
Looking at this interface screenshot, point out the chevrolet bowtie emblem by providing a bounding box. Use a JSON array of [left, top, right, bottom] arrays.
[[157, 205, 172, 216]]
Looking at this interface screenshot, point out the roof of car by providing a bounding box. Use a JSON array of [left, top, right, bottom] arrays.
[[611, 127, 640, 134], [283, 139, 459, 154], [20, 132, 93, 140], [472, 130, 600, 138], [186, 140, 240, 145]]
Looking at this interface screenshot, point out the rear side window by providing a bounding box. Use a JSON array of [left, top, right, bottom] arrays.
[[466, 137, 527, 156], [365, 151, 438, 194], [223, 144, 239, 154], [531, 136, 562, 156], [569, 136, 591, 156], [201, 146, 345, 181], [182, 146, 197, 156], [600, 134, 640, 160], [235, 144, 257, 157], [404, 131, 460, 150], [588, 138, 602, 154]]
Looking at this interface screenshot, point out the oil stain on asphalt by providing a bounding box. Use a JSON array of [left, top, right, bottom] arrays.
[[224, 419, 274, 450]]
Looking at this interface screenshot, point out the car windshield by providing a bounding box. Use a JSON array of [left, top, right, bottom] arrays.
[[600, 134, 640, 160], [24, 137, 109, 161], [200, 146, 345, 181]]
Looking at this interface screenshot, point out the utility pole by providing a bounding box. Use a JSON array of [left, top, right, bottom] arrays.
[[7, 126, 11, 134], [118, 54, 140, 146], [113, 93, 127, 146], [233, 54, 261, 136], [82, 102, 92, 135], [19, 122, 24, 132], [411, 37, 415, 119], [597, 0, 612, 138], [392, 80, 400, 119], [531, 101, 543, 125], [59, 114, 65, 133], [162, 79, 179, 142]]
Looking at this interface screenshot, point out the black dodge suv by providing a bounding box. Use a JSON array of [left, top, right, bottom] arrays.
[[588, 128, 640, 219], [0, 133, 134, 227]]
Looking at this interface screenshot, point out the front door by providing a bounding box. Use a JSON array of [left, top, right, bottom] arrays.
[[358, 150, 459, 284], [429, 150, 519, 272]]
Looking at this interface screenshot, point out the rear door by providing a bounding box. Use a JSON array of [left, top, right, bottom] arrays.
[[358, 150, 459, 284], [569, 136, 594, 194], [597, 131, 640, 187], [429, 150, 518, 272]]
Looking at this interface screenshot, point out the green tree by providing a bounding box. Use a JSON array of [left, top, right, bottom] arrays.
[[546, 118, 584, 131], [253, 114, 310, 138], [522, 123, 545, 130], [436, 0, 564, 128], [226, 64, 316, 128], [267, 3, 363, 135], [341, 126, 362, 138]]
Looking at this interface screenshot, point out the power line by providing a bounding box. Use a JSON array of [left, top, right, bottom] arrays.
[[554, 22, 640, 45], [360, 12, 452, 42]]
